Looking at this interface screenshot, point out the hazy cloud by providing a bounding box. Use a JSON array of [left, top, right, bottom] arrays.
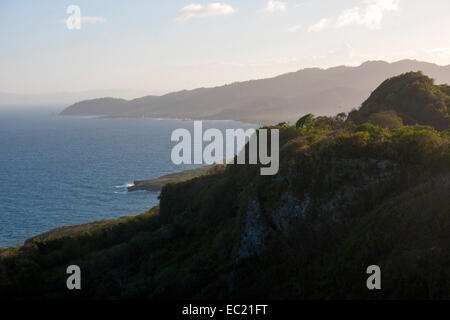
[[176, 3, 236, 21], [81, 16, 106, 24], [59, 16, 106, 24], [308, 0, 399, 32], [263, 1, 287, 13], [286, 24, 302, 33], [308, 18, 330, 32]]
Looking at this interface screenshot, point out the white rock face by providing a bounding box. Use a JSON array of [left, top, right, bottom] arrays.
[[236, 158, 399, 262], [237, 200, 269, 261]]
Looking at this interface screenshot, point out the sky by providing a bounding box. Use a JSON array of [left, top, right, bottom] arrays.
[[1, 0, 450, 95]]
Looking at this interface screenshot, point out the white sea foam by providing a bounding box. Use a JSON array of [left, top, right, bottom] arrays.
[[114, 183, 135, 188], [114, 189, 148, 194], [114, 182, 150, 194]]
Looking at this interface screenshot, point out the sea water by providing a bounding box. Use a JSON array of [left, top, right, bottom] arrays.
[[0, 108, 256, 246]]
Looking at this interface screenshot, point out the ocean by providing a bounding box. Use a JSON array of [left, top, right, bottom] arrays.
[[0, 108, 256, 247]]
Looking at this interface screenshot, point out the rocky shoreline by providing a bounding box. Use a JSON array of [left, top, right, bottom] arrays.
[[127, 165, 221, 192]]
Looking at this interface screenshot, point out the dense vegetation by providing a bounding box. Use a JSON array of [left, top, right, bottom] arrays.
[[1, 72, 449, 299], [349, 72, 450, 130]]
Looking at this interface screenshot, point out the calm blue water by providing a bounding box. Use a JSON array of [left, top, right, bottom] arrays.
[[0, 108, 256, 246]]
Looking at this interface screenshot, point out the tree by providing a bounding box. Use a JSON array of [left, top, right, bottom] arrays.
[[336, 112, 347, 121], [295, 114, 315, 128], [368, 110, 404, 129]]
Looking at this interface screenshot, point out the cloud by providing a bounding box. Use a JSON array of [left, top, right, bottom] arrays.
[[286, 24, 302, 33], [176, 3, 236, 21], [308, 18, 330, 32], [370, 0, 399, 11], [59, 16, 106, 24], [426, 47, 450, 58], [308, 0, 399, 32], [336, 7, 362, 27], [263, 1, 287, 13], [80, 16, 106, 24]]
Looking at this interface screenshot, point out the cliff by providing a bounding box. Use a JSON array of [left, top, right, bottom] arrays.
[[1, 74, 450, 299], [1, 122, 449, 299]]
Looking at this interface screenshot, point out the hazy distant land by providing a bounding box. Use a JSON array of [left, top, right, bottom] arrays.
[[60, 60, 450, 124]]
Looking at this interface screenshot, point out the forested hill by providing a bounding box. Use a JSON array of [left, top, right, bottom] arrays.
[[1, 74, 449, 299], [349, 72, 450, 130], [60, 60, 450, 124]]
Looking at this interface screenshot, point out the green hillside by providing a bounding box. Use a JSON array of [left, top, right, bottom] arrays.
[[349, 72, 450, 131]]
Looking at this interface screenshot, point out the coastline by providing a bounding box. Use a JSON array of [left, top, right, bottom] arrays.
[[102, 114, 263, 127], [128, 164, 222, 192], [0, 164, 224, 248], [0, 114, 255, 247], [60, 112, 263, 128]]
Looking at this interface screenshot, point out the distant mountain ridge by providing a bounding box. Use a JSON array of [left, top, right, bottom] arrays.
[[61, 60, 450, 124]]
